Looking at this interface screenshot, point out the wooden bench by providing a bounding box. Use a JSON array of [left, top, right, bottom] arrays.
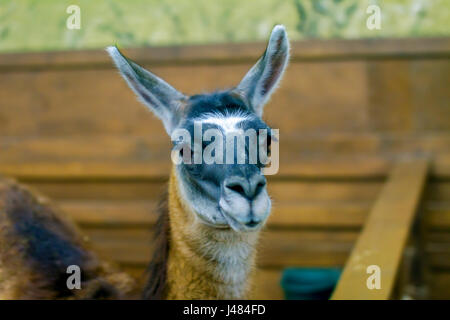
[[0, 37, 449, 299], [332, 159, 429, 299]]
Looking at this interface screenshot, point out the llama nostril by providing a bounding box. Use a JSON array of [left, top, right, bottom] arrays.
[[225, 176, 266, 200], [255, 180, 266, 195], [226, 183, 246, 197]]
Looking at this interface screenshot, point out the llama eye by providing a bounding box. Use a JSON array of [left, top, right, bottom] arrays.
[[259, 135, 271, 152], [257, 133, 272, 168], [176, 144, 193, 162], [266, 135, 272, 151]]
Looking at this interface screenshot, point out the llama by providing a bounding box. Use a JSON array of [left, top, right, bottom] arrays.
[[0, 178, 135, 299], [107, 25, 290, 299]]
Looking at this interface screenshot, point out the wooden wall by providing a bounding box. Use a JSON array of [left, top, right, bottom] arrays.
[[0, 38, 449, 299]]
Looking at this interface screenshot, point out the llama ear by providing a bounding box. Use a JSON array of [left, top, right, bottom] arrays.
[[236, 25, 290, 116], [107, 46, 186, 134]]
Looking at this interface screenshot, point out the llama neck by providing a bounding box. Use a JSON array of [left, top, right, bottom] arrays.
[[165, 168, 260, 299]]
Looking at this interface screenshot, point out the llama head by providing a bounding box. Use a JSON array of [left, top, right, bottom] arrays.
[[107, 25, 289, 232]]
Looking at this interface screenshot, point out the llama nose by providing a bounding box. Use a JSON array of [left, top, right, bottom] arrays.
[[224, 175, 266, 200]]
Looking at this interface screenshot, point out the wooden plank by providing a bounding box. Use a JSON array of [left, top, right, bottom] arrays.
[[6, 153, 450, 179], [0, 157, 390, 180], [0, 62, 448, 138], [410, 60, 450, 131], [426, 231, 450, 243], [46, 198, 450, 238], [367, 60, 450, 133], [57, 199, 450, 231], [367, 60, 413, 132], [62, 199, 370, 229], [429, 253, 450, 270], [425, 182, 450, 202], [2, 140, 450, 180], [28, 181, 167, 200], [265, 61, 369, 133], [0, 69, 168, 137], [426, 202, 450, 231], [0, 136, 171, 161], [331, 159, 429, 300], [258, 230, 355, 268], [1, 38, 448, 71], [435, 155, 450, 178], [0, 62, 368, 137], [21, 180, 380, 201], [83, 228, 356, 268], [61, 200, 159, 227], [269, 181, 381, 202], [3, 134, 450, 162], [268, 202, 368, 229], [3, 134, 450, 167], [2, 150, 450, 180], [428, 271, 450, 299], [253, 269, 284, 300], [2, 138, 446, 180], [277, 133, 450, 156], [425, 233, 450, 269], [80, 226, 450, 270]]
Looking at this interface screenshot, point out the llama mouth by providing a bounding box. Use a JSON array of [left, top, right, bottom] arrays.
[[196, 211, 230, 230], [218, 207, 260, 232], [194, 206, 261, 232], [218, 208, 242, 232]]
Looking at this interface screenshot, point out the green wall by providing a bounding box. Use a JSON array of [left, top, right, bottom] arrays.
[[0, 0, 449, 53]]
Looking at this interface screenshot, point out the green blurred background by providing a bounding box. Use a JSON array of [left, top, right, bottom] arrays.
[[0, 0, 449, 53]]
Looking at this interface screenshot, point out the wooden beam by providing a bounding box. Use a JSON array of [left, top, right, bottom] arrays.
[[331, 159, 429, 300], [0, 38, 448, 71]]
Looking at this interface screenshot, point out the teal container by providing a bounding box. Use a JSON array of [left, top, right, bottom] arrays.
[[281, 267, 341, 300]]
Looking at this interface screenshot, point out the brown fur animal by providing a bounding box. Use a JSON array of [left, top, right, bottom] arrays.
[[108, 25, 290, 299], [0, 178, 135, 299]]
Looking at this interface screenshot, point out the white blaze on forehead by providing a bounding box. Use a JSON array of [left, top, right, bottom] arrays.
[[200, 113, 250, 133]]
